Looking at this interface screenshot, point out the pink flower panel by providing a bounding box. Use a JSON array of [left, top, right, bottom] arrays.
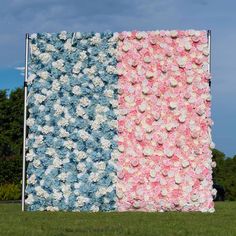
[[116, 30, 215, 212]]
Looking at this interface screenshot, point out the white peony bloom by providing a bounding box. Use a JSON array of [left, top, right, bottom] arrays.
[[92, 77, 104, 87], [27, 74, 36, 84], [53, 189, 63, 201], [76, 196, 89, 207], [53, 103, 64, 115], [33, 159, 41, 168], [73, 61, 82, 74], [34, 135, 44, 146], [25, 194, 34, 204], [58, 172, 68, 182], [46, 147, 57, 156], [79, 51, 87, 61], [72, 85, 81, 95], [90, 33, 101, 45], [58, 118, 69, 127], [90, 205, 100, 212], [79, 97, 90, 107], [64, 39, 75, 52], [26, 149, 35, 162], [30, 44, 40, 56], [75, 32, 81, 39], [27, 174, 37, 185], [164, 149, 174, 158], [76, 105, 85, 117], [106, 65, 116, 74], [104, 89, 114, 98], [46, 206, 59, 211], [95, 161, 106, 171], [38, 71, 49, 80], [91, 120, 100, 130], [89, 172, 100, 183], [26, 118, 35, 127], [52, 59, 65, 71], [59, 128, 69, 138], [59, 31, 67, 40], [77, 151, 87, 161], [64, 140, 75, 150], [77, 162, 86, 172], [78, 130, 90, 141], [39, 53, 51, 64], [100, 137, 111, 150], [177, 57, 187, 68], [34, 94, 46, 104], [51, 80, 61, 91], [143, 148, 154, 156], [53, 158, 63, 168], [35, 186, 49, 198], [46, 44, 56, 52], [41, 125, 54, 134]]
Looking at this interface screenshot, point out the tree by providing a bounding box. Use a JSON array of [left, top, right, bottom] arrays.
[[212, 149, 236, 200], [0, 88, 23, 184]]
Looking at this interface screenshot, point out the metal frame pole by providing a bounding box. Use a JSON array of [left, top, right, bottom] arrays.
[[207, 30, 211, 86], [22, 33, 29, 211]]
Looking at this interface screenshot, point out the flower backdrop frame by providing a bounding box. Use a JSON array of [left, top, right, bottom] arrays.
[[22, 30, 215, 212]]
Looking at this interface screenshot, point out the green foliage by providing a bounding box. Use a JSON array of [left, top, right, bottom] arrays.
[[0, 88, 23, 201], [0, 158, 22, 184], [0, 183, 21, 200], [212, 149, 236, 200], [0, 88, 24, 159]]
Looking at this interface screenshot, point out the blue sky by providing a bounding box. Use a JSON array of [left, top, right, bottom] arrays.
[[0, 0, 235, 156]]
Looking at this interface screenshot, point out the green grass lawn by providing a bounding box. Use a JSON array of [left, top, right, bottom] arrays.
[[0, 202, 236, 236]]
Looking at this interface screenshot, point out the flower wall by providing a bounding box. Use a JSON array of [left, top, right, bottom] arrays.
[[25, 30, 215, 212]]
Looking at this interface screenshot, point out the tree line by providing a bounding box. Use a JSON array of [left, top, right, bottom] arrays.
[[0, 87, 235, 200]]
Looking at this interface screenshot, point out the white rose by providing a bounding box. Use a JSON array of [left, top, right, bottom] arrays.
[[80, 97, 90, 107], [46, 206, 59, 212], [169, 101, 177, 110], [53, 158, 63, 168], [170, 78, 178, 87], [58, 172, 68, 182], [64, 39, 75, 52], [25, 194, 34, 204], [52, 80, 61, 91], [39, 53, 51, 64], [59, 31, 67, 40], [26, 118, 35, 127], [101, 137, 111, 150], [64, 140, 75, 150], [79, 51, 87, 61], [170, 30, 178, 38], [26, 149, 35, 162], [177, 57, 187, 68], [161, 189, 168, 196], [28, 74, 36, 84], [143, 148, 154, 156], [41, 125, 54, 134], [77, 151, 87, 161], [73, 61, 82, 74], [78, 130, 90, 141], [52, 59, 65, 71], [164, 149, 174, 158], [27, 174, 37, 184], [35, 186, 49, 198], [31, 45, 40, 56], [90, 33, 101, 45], [45, 148, 56, 157], [46, 44, 56, 52], [75, 32, 81, 39]]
